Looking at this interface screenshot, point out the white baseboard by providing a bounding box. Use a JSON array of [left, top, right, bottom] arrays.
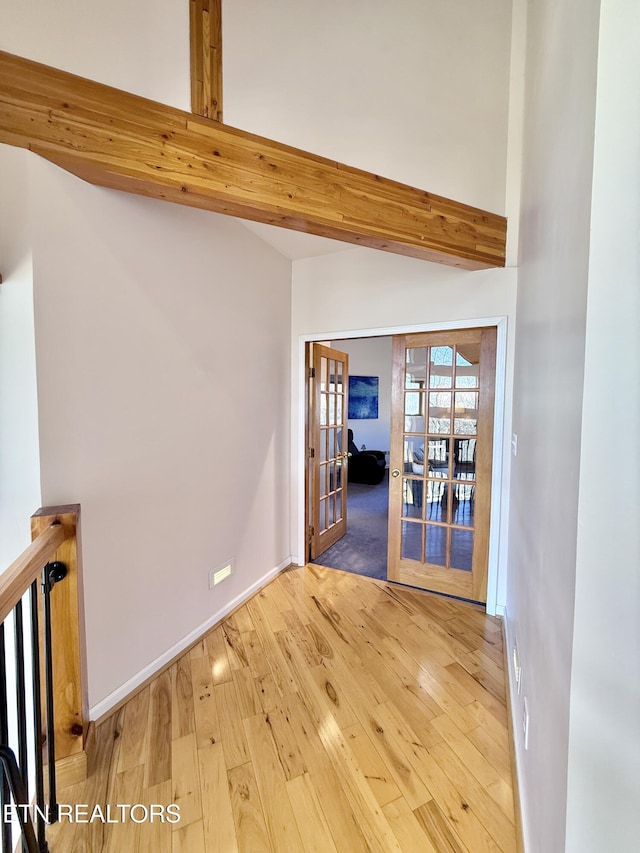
[[89, 556, 293, 721], [495, 603, 506, 617]]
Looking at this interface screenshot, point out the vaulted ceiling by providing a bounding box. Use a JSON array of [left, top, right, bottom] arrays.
[[0, 2, 507, 270]]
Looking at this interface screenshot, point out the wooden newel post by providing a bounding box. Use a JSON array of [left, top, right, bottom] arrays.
[[30, 505, 88, 768]]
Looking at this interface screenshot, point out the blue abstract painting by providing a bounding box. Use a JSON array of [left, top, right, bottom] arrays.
[[348, 376, 379, 419]]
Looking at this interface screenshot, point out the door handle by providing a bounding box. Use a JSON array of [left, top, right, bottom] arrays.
[[391, 469, 401, 478]]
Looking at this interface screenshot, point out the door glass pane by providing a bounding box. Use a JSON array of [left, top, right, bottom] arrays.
[[328, 462, 336, 493], [320, 393, 327, 426], [453, 438, 476, 480], [319, 498, 327, 533], [336, 394, 343, 424], [426, 480, 446, 522], [320, 355, 328, 391], [336, 491, 342, 523], [404, 390, 425, 432], [329, 360, 336, 392], [336, 428, 344, 461], [335, 462, 342, 490], [328, 394, 336, 426], [425, 524, 447, 566], [404, 392, 423, 417], [328, 428, 336, 461], [454, 391, 478, 435], [429, 392, 451, 433], [401, 521, 422, 561], [427, 437, 449, 477], [403, 479, 423, 518], [405, 437, 425, 475], [451, 529, 473, 571], [455, 344, 480, 388], [406, 348, 427, 388], [452, 485, 475, 527], [320, 430, 328, 462], [320, 464, 327, 498], [336, 358, 343, 392], [429, 346, 453, 388]]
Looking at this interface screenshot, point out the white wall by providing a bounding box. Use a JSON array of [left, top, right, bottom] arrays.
[[333, 337, 392, 454], [566, 1, 640, 849], [291, 249, 517, 612], [224, 0, 513, 214], [25, 155, 291, 712], [0, 148, 43, 853], [0, 146, 41, 569], [0, 0, 190, 110], [505, 0, 600, 849]]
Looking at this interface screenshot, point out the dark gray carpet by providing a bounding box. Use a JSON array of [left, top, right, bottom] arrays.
[[312, 472, 389, 580]]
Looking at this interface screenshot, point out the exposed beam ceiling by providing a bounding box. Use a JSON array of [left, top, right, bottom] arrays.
[[0, 51, 507, 269]]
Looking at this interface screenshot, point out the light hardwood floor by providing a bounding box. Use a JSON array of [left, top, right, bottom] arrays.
[[48, 565, 517, 852]]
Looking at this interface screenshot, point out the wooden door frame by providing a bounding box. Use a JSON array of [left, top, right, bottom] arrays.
[[295, 317, 509, 616]]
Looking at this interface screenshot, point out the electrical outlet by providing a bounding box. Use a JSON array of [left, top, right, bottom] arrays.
[[511, 432, 518, 456], [209, 560, 233, 589], [523, 697, 530, 750]]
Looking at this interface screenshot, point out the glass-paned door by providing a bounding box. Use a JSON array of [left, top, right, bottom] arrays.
[[387, 328, 496, 602], [309, 344, 349, 559]]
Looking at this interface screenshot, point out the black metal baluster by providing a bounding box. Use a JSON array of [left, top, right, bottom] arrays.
[[41, 562, 66, 827], [29, 581, 48, 853], [41, 569, 57, 826], [0, 624, 12, 853], [14, 600, 29, 853], [0, 747, 38, 853], [14, 601, 28, 789]]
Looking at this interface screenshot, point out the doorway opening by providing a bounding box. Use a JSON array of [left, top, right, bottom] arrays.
[[304, 324, 501, 607]]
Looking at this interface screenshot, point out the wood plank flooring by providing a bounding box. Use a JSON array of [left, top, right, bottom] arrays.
[[48, 565, 516, 852]]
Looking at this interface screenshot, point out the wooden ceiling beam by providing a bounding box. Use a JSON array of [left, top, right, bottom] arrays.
[[190, 0, 223, 121], [0, 51, 506, 268]]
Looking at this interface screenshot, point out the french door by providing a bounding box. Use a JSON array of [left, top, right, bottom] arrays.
[[309, 344, 350, 560], [387, 328, 496, 602]]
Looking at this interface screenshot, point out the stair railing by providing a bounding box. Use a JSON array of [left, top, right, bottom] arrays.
[[0, 505, 85, 853]]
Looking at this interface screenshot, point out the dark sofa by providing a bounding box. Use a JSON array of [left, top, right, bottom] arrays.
[[347, 429, 386, 485]]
